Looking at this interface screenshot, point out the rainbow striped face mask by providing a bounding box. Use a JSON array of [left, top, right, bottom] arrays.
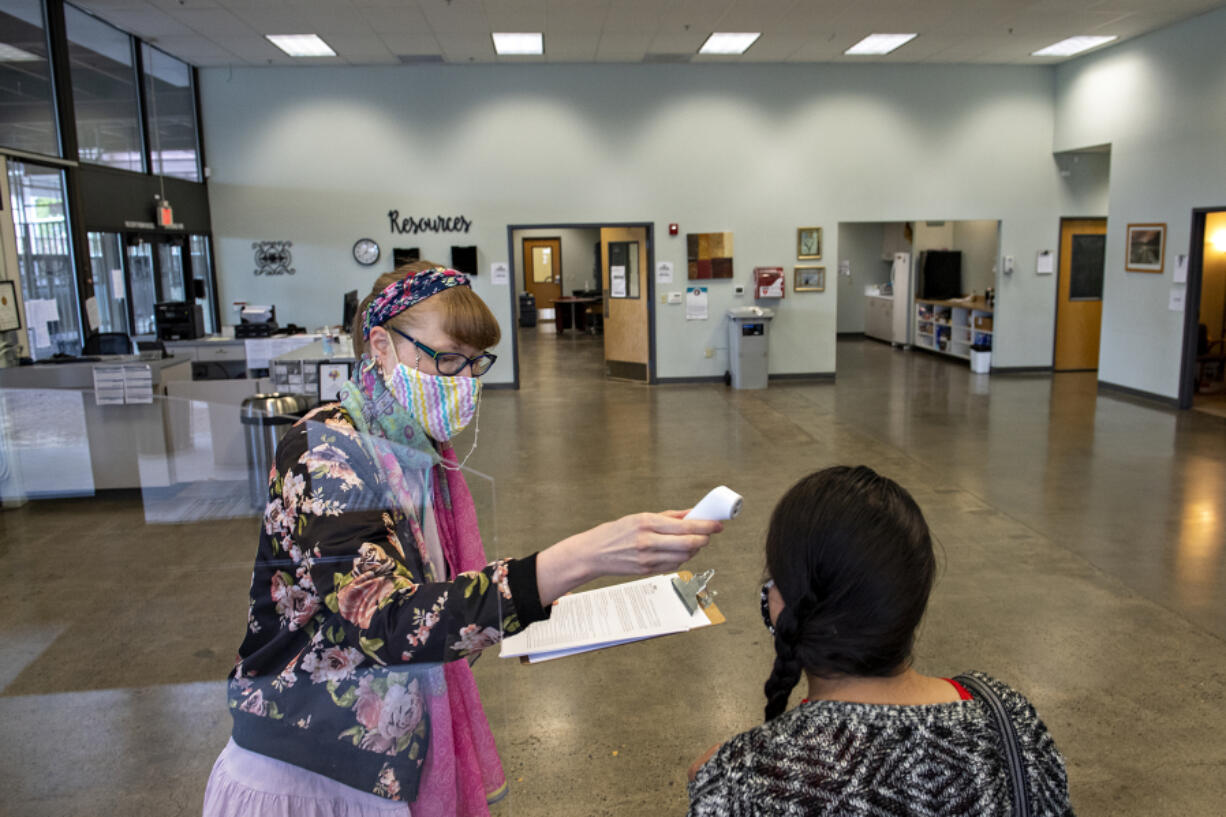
[[385, 358, 482, 444]]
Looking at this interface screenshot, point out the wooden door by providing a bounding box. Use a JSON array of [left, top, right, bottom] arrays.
[[523, 237, 561, 314], [600, 226, 650, 381], [1054, 218, 1107, 371]]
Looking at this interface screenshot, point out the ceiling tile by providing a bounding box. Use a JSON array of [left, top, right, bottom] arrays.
[[171, 7, 256, 36], [377, 33, 442, 54], [595, 31, 651, 59], [482, 0, 546, 31], [420, 0, 489, 34], [645, 32, 707, 54], [544, 0, 609, 33], [733, 32, 808, 61], [145, 35, 236, 62], [359, 6, 432, 33], [213, 35, 286, 63], [87, 6, 198, 38], [544, 33, 600, 61], [225, 5, 313, 35], [434, 32, 495, 61]]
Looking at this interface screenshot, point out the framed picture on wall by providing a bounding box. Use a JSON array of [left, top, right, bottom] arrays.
[[797, 227, 822, 260], [318, 361, 353, 402], [794, 266, 826, 292], [0, 280, 21, 332], [1125, 223, 1166, 273]]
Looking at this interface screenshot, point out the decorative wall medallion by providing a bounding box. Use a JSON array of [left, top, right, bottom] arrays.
[[253, 241, 294, 276]]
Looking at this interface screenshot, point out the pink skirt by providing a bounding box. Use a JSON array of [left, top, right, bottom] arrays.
[[203, 739, 412, 817]]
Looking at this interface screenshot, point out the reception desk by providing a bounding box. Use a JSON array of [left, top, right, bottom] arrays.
[[0, 356, 191, 498]]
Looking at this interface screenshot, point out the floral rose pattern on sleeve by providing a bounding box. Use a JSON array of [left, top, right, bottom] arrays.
[[227, 406, 542, 802]]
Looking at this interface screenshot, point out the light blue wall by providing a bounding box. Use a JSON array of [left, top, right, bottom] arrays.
[[835, 223, 888, 334], [200, 63, 1067, 384], [1055, 6, 1226, 398]]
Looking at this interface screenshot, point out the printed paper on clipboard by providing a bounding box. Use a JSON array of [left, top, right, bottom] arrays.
[[499, 573, 722, 663]]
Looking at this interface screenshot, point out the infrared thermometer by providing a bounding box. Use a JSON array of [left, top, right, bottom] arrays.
[[684, 486, 744, 521]]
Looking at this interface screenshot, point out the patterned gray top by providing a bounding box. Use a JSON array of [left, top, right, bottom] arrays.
[[688, 672, 1074, 817]]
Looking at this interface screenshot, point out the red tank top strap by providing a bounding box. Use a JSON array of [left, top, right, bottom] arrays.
[[945, 678, 974, 700]]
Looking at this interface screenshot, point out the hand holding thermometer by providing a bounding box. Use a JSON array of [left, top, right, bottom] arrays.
[[684, 486, 744, 521]]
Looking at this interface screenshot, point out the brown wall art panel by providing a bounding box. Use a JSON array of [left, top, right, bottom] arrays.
[[687, 231, 735, 279]]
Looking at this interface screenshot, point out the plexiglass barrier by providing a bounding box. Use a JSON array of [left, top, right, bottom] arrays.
[[0, 388, 520, 817]]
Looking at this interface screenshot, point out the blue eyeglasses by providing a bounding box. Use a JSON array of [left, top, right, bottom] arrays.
[[387, 326, 497, 377]]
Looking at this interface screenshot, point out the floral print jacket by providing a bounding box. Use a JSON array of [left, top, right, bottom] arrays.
[[228, 405, 548, 801]]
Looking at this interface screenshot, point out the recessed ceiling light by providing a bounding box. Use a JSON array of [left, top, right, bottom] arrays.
[[1031, 36, 1118, 57], [699, 33, 761, 55], [266, 34, 336, 58], [845, 33, 917, 56], [0, 44, 42, 62], [492, 32, 544, 55]]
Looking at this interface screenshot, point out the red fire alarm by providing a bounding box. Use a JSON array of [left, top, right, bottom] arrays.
[[668, 223, 679, 236]]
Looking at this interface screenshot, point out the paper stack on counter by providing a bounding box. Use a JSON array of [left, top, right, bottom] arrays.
[[500, 573, 722, 664]]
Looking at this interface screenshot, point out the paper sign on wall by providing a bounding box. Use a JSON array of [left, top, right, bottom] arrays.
[[1169, 287, 1186, 312], [656, 261, 674, 283], [1173, 254, 1188, 284], [1036, 250, 1054, 275], [686, 287, 708, 320], [611, 265, 627, 298], [85, 296, 100, 331], [490, 262, 509, 285]]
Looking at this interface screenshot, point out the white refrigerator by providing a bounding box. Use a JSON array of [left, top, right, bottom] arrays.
[[890, 252, 913, 346]]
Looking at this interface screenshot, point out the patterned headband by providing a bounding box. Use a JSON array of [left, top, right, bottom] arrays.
[[362, 266, 471, 339]]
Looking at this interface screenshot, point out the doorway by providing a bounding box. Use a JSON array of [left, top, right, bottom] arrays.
[[1054, 218, 1107, 371], [101, 231, 215, 339], [600, 225, 651, 381], [1180, 208, 1226, 414], [507, 222, 654, 388], [522, 237, 562, 310]]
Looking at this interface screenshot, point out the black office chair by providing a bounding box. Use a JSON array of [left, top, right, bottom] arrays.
[[82, 332, 133, 355]]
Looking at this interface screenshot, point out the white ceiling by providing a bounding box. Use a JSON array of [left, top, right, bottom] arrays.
[[68, 0, 1226, 68]]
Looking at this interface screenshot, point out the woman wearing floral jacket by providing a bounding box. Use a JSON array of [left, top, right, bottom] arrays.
[[203, 264, 722, 817]]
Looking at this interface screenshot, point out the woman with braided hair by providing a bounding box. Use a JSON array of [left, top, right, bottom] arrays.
[[688, 466, 1074, 817]]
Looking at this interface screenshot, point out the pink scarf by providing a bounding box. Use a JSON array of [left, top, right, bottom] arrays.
[[410, 444, 507, 817]]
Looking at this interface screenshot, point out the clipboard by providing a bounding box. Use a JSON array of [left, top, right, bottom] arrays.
[[509, 570, 725, 664]]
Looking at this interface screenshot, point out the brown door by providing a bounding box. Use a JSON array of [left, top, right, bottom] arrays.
[[600, 226, 650, 381], [1054, 218, 1108, 371], [523, 237, 562, 315]]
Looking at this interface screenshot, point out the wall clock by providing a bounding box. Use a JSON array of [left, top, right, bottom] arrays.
[[353, 238, 380, 266]]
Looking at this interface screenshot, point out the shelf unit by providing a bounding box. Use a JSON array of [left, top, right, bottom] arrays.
[[914, 298, 993, 361]]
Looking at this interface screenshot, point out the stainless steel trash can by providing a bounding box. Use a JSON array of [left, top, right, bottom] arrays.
[[241, 393, 311, 509]]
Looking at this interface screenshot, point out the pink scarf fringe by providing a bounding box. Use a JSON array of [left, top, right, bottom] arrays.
[[411, 445, 507, 817]]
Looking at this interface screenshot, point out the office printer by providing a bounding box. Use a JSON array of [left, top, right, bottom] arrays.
[[155, 301, 205, 341], [236, 305, 278, 338]]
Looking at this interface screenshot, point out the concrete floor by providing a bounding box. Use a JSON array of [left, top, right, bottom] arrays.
[[1, 333, 1224, 816]]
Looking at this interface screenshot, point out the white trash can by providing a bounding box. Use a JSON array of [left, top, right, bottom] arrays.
[[970, 348, 991, 374]]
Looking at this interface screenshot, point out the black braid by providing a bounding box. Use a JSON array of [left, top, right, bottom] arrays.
[[763, 598, 811, 721]]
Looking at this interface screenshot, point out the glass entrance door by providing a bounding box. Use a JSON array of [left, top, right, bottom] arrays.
[[127, 238, 157, 337], [122, 233, 213, 338], [86, 232, 131, 335], [157, 239, 187, 303]]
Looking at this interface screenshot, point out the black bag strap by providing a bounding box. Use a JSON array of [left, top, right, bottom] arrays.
[[956, 674, 1031, 817]]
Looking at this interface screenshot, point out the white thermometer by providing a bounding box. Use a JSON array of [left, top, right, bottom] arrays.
[[684, 486, 744, 521]]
